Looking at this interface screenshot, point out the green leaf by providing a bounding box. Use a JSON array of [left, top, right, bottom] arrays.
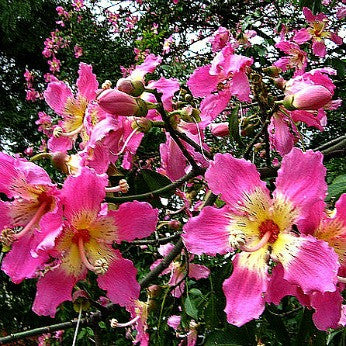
[[134, 169, 173, 198], [189, 288, 203, 297], [326, 174, 346, 201], [184, 296, 198, 320], [228, 104, 242, 145]]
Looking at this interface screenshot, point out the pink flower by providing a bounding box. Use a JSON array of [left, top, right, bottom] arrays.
[[269, 68, 339, 155], [187, 44, 253, 122], [0, 153, 61, 284], [163, 35, 174, 54], [209, 122, 229, 137], [44, 62, 99, 152], [294, 7, 343, 57], [268, 111, 299, 156], [274, 41, 307, 75], [32, 167, 158, 317], [209, 27, 230, 52], [74, 45, 83, 58], [48, 56, 61, 73], [72, 0, 84, 12], [124, 300, 150, 345], [183, 148, 339, 327]]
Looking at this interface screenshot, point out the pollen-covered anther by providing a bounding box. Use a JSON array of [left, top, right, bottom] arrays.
[[94, 258, 109, 275], [102, 80, 112, 89], [229, 229, 246, 248], [337, 276, 346, 284], [0, 228, 16, 247], [53, 126, 63, 138], [119, 179, 129, 193]]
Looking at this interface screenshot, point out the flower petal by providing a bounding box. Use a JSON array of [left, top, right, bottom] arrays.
[[274, 148, 327, 228], [265, 264, 299, 304], [112, 201, 158, 243], [44, 81, 73, 115], [1, 232, 49, 283], [76, 63, 98, 101], [187, 65, 218, 97], [61, 167, 108, 221], [97, 249, 140, 306], [223, 249, 269, 327], [205, 153, 269, 207], [310, 290, 343, 330], [32, 268, 80, 317], [189, 263, 210, 280], [272, 233, 339, 294], [183, 206, 232, 255]]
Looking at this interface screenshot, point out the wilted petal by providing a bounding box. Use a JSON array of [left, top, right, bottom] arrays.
[[189, 263, 210, 280]]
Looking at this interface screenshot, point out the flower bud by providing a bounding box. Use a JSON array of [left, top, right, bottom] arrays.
[[116, 78, 145, 97], [168, 220, 181, 230], [283, 85, 332, 111], [131, 118, 152, 133], [263, 66, 281, 77], [97, 89, 148, 117], [210, 122, 229, 137], [51, 152, 69, 174], [273, 77, 286, 90]]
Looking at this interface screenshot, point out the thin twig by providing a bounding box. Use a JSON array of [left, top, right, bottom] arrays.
[[106, 168, 203, 203]]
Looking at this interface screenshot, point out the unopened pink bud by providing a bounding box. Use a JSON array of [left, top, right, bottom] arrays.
[[274, 77, 286, 90], [168, 220, 181, 230], [97, 89, 148, 117], [116, 78, 145, 97], [283, 85, 332, 111], [210, 122, 229, 137], [51, 152, 69, 174]]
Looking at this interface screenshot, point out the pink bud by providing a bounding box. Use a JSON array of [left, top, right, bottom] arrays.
[[97, 89, 148, 117], [210, 122, 229, 137], [116, 78, 145, 97], [283, 85, 332, 110]]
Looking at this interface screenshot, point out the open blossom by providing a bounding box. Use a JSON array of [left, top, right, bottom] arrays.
[[187, 43, 253, 122], [74, 45, 83, 58], [209, 26, 230, 52], [274, 41, 307, 76], [266, 195, 346, 331], [32, 167, 158, 317], [183, 148, 339, 327], [0, 153, 61, 283], [269, 68, 340, 156], [294, 7, 343, 57], [44, 62, 99, 152]]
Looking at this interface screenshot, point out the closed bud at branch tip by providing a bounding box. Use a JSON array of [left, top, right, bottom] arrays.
[[117, 78, 145, 97]]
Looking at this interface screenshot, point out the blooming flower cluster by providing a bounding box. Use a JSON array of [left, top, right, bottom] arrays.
[[3, 3, 345, 343]]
